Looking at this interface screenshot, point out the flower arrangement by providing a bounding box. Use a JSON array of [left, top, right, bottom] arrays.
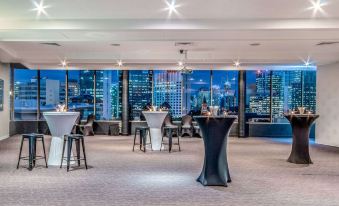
[[56, 104, 67, 112]]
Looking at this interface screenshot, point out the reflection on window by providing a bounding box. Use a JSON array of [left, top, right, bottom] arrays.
[[95, 70, 121, 120], [129, 70, 152, 120], [183, 70, 211, 115], [212, 71, 238, 113], [40, 70, 66, 118], [153, 70, 182, 118], [68, 70, 94, 119], [14, 68, 38, 120]]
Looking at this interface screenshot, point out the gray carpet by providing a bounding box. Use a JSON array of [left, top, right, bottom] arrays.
[[1, 135, 339, 206]]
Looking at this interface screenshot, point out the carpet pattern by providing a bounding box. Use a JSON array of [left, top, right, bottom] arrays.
[[1, 135, 339, 206]]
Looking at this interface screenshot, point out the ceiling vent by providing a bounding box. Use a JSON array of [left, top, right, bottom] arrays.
[[110, 43, 121, 47], [250, 43, 261, 46], [40, 42, 61, 47], [316, 41, 339, 46], [175, 42, 194, 47]]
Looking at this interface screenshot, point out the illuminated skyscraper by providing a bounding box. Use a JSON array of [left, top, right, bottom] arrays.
[[153, 70, 182, 118], [128, 70, 153, 119]]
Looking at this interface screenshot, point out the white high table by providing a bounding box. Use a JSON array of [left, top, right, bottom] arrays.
[[43, 112, 80, 166], [142, 111, 168, 151]]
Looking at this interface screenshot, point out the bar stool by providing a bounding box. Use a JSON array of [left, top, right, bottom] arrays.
[[161, 126, 181, 153], [133, 126, 152, 152], [17, 133, 48, 171], [60, 134, 88, 172]]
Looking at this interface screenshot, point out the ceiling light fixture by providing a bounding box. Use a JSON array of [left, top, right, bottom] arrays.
[[178, 50, 193, 74], [164, 0, 180, 18], [32, 0, 50, 18], [117, 60, 123, 67], [233, 60, 241, 67], [59, 59, 68, 68], [303, 56, 312, 66], [308, 0, 327, 17]]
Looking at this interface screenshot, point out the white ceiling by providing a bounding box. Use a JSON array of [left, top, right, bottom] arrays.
[[0, 0, 339, 68]]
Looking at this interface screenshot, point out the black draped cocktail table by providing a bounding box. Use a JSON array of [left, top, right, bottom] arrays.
[[194, 116, 237, 187], [284, 114, 319, 164]]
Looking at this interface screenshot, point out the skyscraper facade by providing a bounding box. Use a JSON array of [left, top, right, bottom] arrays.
[[128, 70, 153, 119], [153, 70, 182, 118]]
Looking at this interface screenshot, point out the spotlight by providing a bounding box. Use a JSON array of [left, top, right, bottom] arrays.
[[59, 59, 68, 67], [308, 0, 327, 17], [303, 56, 312, 66], [32, 0, 50, 18], [233, 60, 240, 67], [117, 60, 123, 67], [164, 0, 180, 17]]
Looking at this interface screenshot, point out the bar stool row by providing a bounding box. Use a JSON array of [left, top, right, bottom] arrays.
[[17, 133, 88, 171], [133, 126, 181, 153]]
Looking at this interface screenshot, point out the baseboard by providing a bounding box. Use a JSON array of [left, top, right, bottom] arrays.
[[0, 135, 9, 141]]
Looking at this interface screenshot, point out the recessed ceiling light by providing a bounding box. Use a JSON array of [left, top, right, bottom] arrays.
[[117, 60, 123, 67], [32, 0, 50, 18], [164, 0, 180, 18], [59, 59, 68, 67], [303, 56, 312, 66], [233, 60, 240, 67], [308, 0, 328, 17]]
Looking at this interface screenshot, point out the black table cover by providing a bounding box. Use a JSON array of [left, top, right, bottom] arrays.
[[194, 116, 237, 187], [284, 114, 319, 164]]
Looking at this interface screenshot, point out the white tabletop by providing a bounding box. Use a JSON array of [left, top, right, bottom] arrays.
[[142, 111, 168, 150], [43, 111, 80, 166]]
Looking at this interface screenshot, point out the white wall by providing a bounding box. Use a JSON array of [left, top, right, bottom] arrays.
[[316, 62, 339, 146], [0, 63, 10, 140]]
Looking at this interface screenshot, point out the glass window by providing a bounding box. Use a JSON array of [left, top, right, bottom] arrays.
[[95, 70, 121, 120], [129, 70, 153, 120], [14, 68, 38, 120], [153, 70, 182, 118], [39, 70, 66, 118], [246, 70, 271, 121], [183, 70, 211, 115], [67, 70, 94, 119], [271, 70, 302, 121], [302, 70, 316, 113], [212, 71, 239, 114]]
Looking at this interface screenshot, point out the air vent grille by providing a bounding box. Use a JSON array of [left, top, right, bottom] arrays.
[[40, 42, 61, 47], [316, 41, 339, 46], [175, 42, 194, 47]]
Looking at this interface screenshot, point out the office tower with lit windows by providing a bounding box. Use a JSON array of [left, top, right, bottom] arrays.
[[153, 70, 182, 118], [128, 70, 153, 119]]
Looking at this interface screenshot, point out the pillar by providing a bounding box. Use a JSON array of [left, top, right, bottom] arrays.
[[238, 70, 246, 137], [121, 70, 129, 135]]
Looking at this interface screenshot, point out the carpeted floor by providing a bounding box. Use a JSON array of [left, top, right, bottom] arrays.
[[1, 135, 339, 206]]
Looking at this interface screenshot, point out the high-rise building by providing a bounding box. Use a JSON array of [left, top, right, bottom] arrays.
[[303, 71, 316, 112], [128, 70, 153, 119], [153, 70, 182, 118]]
